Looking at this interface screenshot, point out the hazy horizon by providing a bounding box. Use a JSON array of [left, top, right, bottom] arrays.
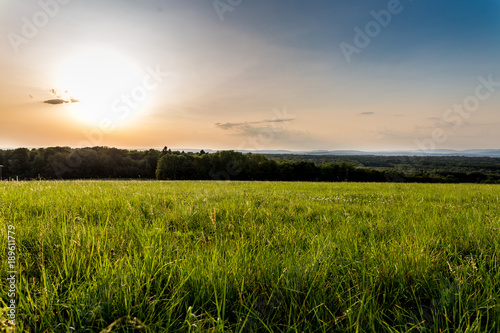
[[2, 0, 500, 152]]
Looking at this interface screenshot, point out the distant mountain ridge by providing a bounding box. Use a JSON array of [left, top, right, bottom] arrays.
[[178, 149, 500, 158], [297, 149, 500, 157]]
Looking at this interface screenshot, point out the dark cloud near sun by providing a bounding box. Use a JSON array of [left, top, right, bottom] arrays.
[[43, 99, 69, 105], [43, 89, 80, 105], [43, 98, 80, 105]]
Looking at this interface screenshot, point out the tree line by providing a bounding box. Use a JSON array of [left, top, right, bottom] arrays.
[[0, 147, 159, 180], [1, 147, 500, 183], [267, 154, 500, 183], [155, 150, 387, 182]]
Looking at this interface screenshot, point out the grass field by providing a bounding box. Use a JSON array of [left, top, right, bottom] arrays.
[[1, 181, 500, 332]]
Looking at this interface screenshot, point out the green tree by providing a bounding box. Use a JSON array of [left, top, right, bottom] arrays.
[[8, 148, 30, 178]]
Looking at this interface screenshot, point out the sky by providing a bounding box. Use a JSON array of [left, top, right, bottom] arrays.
[[1, 0, 500, 151]]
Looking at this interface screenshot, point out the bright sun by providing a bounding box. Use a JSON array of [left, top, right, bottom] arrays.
[[58, 48, 143, 127]]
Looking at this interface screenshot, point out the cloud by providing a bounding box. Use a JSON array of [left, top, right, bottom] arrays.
[[238, 124, 290, 139], [43, 98, 80, 105], [43, 88, 80, 105], [215, 118, 295, 130], [360, 112, 375, 115], [43, 99, 69, 105], [214, 117, 310, 142]]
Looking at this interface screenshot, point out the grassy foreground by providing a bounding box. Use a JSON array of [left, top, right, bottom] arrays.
[[1, 181, 500, 332]]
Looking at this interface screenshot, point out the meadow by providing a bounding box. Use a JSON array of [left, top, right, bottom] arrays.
[[1, 181, 499, 332]]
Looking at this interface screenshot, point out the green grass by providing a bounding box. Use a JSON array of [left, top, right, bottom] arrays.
[[1, 181, 500, 332]]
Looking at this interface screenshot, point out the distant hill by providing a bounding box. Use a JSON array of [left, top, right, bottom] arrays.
[[261, 149, 500, 157], [177, 149, 500, 158]]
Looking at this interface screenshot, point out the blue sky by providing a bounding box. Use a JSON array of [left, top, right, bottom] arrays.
[[1, 0, 499, 151]]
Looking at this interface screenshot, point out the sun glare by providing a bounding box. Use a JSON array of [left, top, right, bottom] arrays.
[[58, 48, 143, 127]]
